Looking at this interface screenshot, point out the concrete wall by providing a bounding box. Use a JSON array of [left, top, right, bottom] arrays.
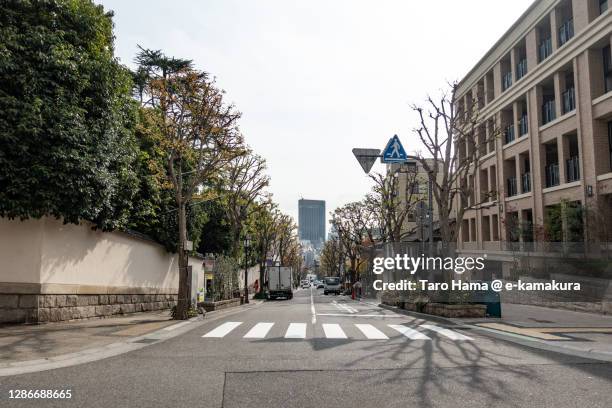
[[0, 217, 205, 323]]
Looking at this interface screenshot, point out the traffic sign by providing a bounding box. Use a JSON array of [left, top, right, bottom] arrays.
[[381, 135, 408, 163], [352, 148, 380, 174]]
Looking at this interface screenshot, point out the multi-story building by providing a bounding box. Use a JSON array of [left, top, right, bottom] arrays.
[[456, 0, 612, 252], [298, 199, 326, 248]]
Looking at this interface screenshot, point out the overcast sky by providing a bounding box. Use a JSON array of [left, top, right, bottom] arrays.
[[98, 0, 534, 230]]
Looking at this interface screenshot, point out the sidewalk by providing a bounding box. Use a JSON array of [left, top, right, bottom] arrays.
[[0, 299, 263, 376], [374, 299, 612, 361], [0, 311, 178, 364]]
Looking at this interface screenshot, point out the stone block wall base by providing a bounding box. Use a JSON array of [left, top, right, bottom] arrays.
[[0, 293, 178, 324], [424, 303, 487, 318], [199, 298, 241, 312]]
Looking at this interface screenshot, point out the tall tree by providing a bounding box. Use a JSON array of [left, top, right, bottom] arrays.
[[320, 237, 344, 277], [135, 48, 244, 319], [0, 0, 139, 230], [411, 82, 498, 245], [223, 151, 270, 257], [330, 201, 377, 284], [251, 200, 279, 295]]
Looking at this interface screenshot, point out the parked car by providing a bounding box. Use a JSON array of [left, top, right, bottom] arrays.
[[316, 281, 324, 289], [323, 277, 341, 295], [301, 280, 310, 289]]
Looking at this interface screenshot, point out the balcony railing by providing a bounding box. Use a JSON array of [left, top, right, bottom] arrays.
[[539, 37, 552, 61], [566, 156, 580, 182], [542, 99, 556, 124], [562, 87, 575, 114], [559, 19, 574, 47], [521, 172, 531, 193], [519, 114, 528, 135], [545, 163, 560, 187], [502, 72, 512, 91], [504, 124, 515, 144], [516, 59, 527, 80]]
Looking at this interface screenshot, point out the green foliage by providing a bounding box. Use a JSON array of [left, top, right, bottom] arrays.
[[197, 199, 233, 255], [0, 0, 139, 230]]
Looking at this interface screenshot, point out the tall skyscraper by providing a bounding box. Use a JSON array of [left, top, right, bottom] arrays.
[[298, 199, 325, 247]]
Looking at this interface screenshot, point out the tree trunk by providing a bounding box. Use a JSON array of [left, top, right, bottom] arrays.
[[175, 198, 190, 320]]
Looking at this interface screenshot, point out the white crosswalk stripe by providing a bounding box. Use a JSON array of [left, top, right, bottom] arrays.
[[388, 324, 431, 340], [285, 323, 307, 339], [322, 323, 347, 339], [201, 321, 474, 342], [202, 321, 242, 338], [355, 324, 389, 340], [244, 322, 275, 338], [420, 324, 473, 341]]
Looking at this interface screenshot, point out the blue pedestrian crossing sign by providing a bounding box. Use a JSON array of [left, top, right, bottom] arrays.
[[381, 135, 408, 163]]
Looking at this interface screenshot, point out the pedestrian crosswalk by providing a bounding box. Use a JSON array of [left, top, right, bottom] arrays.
[[201, 321, 473, 342]]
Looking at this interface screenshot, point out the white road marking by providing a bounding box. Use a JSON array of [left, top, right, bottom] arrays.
[[322, 324, 347, 339], [243, 322, 275, 338], [315, 313, 404, 318], [202, 322, 242, 338], [285, 323, 307, 339], [310, 287, 316, 324], [163, 321, 191, 331], [355, 324, 389, 339], [420, 324, 473, 341], [388, 324, 431, 340]]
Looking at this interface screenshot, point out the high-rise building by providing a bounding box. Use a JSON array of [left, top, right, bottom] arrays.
[[298, 199, 326, 247], [456, 0, 612, 251]]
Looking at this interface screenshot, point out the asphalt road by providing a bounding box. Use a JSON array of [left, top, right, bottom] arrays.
[[1, 288, 611, 408]]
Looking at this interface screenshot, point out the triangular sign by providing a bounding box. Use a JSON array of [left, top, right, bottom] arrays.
[[381, 135, 408, 163], [352, 148, 380, 174]]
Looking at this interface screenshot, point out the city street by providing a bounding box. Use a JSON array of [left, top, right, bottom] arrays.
[[2, 288, 611, 408]]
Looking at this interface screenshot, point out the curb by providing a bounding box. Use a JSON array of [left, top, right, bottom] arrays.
[[0, 300, 262, 377]]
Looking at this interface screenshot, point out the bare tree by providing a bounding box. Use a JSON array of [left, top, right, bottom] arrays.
[[223, 151, 270, 258], [411, 82, 499, 246], [320, 236, 344, 277], [330, 201, 378, 284], [367, 168, 423, 243]]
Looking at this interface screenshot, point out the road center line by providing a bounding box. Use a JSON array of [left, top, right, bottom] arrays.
[[310, 286, 316, 324]]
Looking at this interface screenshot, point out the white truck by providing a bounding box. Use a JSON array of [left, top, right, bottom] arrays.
[[267, 266, 293, 300]]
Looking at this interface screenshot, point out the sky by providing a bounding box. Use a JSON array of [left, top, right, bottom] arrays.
[[98, 0, 534, 230]]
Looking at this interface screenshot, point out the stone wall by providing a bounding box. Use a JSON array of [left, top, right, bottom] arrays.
[[0, 293, 178, 324]]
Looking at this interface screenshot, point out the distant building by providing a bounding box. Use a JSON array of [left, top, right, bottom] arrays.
[[298, 199, 326, 247]]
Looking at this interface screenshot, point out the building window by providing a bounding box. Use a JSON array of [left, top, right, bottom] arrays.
[[601, 0, 609, 15], [502, 72, 512, 91], [562, 87, 575, 113], [504, 123, 515, 144], [507, 176, 517, 197], [604, 45, 612, 93], [608, 121, 612, 171], [542, 97, 556, 124], [539, 37, 552, 62], [516, 59, 527, 80], [519, 113, 528, 136], [558, 19, 574, 47]]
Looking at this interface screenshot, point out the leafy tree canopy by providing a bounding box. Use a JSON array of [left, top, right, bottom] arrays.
[[0, 0, 138, 230]]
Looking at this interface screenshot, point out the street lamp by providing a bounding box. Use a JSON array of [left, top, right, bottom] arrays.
[[243, 234, 251, 304]]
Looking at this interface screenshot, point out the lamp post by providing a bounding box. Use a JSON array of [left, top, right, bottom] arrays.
[[243, 234, 251, 304]]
